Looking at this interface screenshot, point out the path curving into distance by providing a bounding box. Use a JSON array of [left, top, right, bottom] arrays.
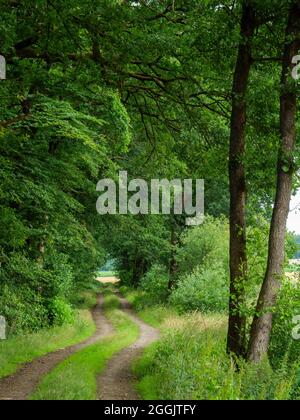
[[97, 293, 160, 400], [0, 296, 114, 401]]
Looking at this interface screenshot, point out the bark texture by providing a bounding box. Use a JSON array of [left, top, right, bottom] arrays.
[[227, 2, 256, 357]]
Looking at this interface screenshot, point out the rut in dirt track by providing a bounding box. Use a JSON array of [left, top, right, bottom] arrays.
[[0, 296, 113, 401], [97, 293, 160, 400]]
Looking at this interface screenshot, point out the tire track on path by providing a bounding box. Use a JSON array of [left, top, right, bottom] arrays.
[[0, 295, 113, 400], [97, 293, 159, 400]]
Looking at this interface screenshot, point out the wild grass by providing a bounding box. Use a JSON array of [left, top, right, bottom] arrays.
[[0, 309, 96, 379], [121, 287, 299, 400], [133, 309, 299, 400]]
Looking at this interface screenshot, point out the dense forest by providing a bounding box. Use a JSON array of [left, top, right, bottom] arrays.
[[0, 0, 300, 402]]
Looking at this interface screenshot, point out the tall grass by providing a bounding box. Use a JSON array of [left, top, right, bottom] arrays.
[[133, 311, 299, 400], [0, 309, 96, 379]]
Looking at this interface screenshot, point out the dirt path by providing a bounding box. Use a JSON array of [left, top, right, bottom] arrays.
[[97, 294, 159, 400], [0, 296, 114, 400]]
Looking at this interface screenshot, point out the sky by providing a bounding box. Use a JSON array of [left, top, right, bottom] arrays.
[[287, 190, 300, 234]]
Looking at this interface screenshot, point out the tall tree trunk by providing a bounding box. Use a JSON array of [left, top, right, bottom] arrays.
[[227, 2, 256, 358], [247, 1, 300, 363]]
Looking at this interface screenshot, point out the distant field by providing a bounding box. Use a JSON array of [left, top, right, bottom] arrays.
[[97, 271, 117, 277], [96, 272, 120, 284]]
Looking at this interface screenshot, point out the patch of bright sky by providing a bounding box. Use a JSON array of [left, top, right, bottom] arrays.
[[287, 190, 300, 234]]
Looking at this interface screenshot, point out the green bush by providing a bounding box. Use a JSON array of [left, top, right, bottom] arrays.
[[118, 269, 134, 286], [48, 297, 74, 326], [139, 264, 170, 305], [170, 261, 229, 313], [44, 253, 74, 300], [135, 321, 297, 400], [176, 216, 229, 276], [269, 280, 300, 368], [0, 285, 48, 336], [118, 285, 130, 296]]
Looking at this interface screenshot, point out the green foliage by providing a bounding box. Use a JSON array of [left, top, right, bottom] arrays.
[[48, 298, 74, 326], [135, 314, 297, 400], [164, 217, 229, 313], [294, 235, 300, 258], [104, 214, 171, 286], [170, 262, 229, 313], [176, 217, 229, 277], [242, 219, 270, 318], [118, 286, 148, 311], [0, 1, 299, 402], [286, 233, 299, 260], [287, 264, 300, 273], [269, 280, 300, 368], [139, 264, 170, 305], [0, 285, 48, 335], [0, 3, 132, 334]]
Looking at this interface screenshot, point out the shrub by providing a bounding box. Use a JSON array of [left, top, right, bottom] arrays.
[[176, 216, 229, 276], [118, 285, 130, 296], [0, 285, 48, 336], [170, 261, 229, 313], [0, 252, 77, 335], [269, 280, 300, 368], [48, 297, 74, 326], [43, 253, 74, 299], [139, 264, 169, 305]]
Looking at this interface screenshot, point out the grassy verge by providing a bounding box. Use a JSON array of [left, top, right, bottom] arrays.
[[133, 310, 300, 400], [30, 292, 140, 400], [0, 308, 96, 380], [120, 287, 299, 400], [118, 286, 177, 329]]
